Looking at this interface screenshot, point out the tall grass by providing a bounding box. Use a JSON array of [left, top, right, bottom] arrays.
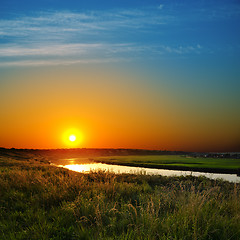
[[0, 154, 240, 239]]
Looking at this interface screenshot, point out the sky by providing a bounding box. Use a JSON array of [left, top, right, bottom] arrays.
[[0, 0, 240, 152]]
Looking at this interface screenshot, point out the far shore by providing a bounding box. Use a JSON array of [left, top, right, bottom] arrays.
[[1, 147, 240, 175], [91, 158, 240, 175]]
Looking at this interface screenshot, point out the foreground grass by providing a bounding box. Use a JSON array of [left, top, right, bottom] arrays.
[[92, 155, 240, 173], [0, 152, 240, 239]]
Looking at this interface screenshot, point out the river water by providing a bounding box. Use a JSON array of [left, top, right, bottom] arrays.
[[51, 158, 240, 183]]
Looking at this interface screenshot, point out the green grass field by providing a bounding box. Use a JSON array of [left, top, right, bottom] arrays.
[[1, 150, 240, 239], [92, 155, 240, 173]]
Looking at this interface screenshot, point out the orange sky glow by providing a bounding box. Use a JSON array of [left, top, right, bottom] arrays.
[[0, 65, 239, 152]]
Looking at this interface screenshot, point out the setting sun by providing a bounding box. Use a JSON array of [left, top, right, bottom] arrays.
[[69, 135, 76, 142], [62, 128, 83, 147]]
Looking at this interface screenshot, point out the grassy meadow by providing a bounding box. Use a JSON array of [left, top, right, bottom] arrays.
[[1, 150, 240, 239], [92, 155, 240, 174]]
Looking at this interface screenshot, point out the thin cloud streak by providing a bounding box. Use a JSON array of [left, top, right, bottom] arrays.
[[0, 9, 178, 66], [0, 58, 131, 67], [1, 6, 227, 67], [0, 10, 172, 41], [0, 43, 203, 61], [0, 43, 105, 56]]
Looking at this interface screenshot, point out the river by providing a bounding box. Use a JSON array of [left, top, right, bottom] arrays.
[[51, 158, 240, 183]]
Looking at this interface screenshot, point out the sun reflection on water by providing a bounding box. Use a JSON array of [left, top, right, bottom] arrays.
[[63, 163, 143, 174], [51, 158, 240, 183]]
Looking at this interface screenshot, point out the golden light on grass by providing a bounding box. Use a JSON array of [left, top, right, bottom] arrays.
[[63, 128, 83, 147]]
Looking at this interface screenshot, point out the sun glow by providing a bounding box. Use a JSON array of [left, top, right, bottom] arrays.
[[69, 135, 76, 142], [63, 128, 83, 147]]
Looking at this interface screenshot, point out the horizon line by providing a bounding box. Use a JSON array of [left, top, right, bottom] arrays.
[[1, 147, 240, 154]]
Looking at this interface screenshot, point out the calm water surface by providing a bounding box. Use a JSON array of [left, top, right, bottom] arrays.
[[51, 158, 240, 183]]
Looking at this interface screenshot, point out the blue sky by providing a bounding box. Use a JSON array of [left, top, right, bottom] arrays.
[[0, 0, 240, 151], [0, 0, 239, 67]]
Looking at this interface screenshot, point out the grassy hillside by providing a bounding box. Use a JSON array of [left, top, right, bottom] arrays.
[[0, 150, 240, 239]]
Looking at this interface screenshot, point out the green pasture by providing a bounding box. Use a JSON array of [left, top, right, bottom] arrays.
[[93, 155, 240, 171]]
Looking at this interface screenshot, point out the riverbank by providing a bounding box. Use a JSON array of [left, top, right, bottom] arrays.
[[1, 148, 240, 175], [92, 155, 240, 175], [1, 150, 240, 239]]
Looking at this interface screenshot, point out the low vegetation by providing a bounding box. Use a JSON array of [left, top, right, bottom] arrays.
[[0, 150, 240, 239], [92, 155, 240, 174]]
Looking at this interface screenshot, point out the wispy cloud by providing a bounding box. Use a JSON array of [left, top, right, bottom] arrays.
[[0, 58, 130, 67], [0, 42, 202, 57], [0, 43, 106, 57], [160, 45, 202, 55], [0, 10, 172, 43], [158, 4, 164, 10], [0, 7, 207, 67], [0, 42, 142, 66]]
